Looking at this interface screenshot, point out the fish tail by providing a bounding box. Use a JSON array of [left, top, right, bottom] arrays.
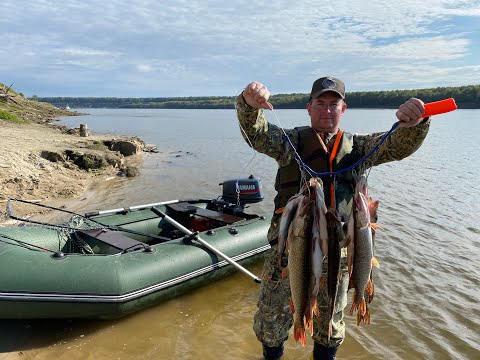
[[356, 303, 371, 325], [356, 312, 362, 326], [350, 291, 367, 316], [294, 322, 307, 347], [359, 299, 367, 316]]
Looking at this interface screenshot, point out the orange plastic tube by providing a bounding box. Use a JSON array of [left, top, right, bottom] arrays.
[[423, 98, 457, 117]]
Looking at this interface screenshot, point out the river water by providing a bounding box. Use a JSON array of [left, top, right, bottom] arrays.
[[1, 108, 478, 360]]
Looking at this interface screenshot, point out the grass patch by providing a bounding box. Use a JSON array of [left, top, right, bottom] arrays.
[[0, 109, 28, 124], [87, 141, 109, 151]]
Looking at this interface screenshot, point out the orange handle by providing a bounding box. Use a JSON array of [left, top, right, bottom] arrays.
[[423, 98, 457, 117]]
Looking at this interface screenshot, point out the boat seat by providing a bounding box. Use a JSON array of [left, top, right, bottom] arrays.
[[77, 229, 146, 253], [166, 203, 244, 225]]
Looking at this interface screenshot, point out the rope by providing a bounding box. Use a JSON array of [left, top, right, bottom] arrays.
[[234, 91, 400, 179], [268, 108, 400, 177], [234, 89, 258, 179]]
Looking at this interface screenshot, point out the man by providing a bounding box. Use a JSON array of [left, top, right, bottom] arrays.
[[235, 77, 430, 359]]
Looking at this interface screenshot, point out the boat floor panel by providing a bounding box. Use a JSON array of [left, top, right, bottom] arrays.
[[166, 203, 244, 224]]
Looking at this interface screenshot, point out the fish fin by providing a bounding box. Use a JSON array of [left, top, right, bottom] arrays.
[[371, 222, 381, 231], [368, 278, 375, 303], [289, 298, 294, 314], [319, 276, 325, 289], [281, 266, 289, 278], [338, 272, 343, 281], [304, 316, 314, 336], [368, 198, 379, 215], [343, 235, 352, 248], [312, 298, 319, 318], [294, 324, 307, 347], [366, 279, 374, 297], [347, 257, 354, 278], [372, 257, 380, 269]]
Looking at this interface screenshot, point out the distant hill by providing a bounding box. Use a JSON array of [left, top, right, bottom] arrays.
[[32, 84, 479, 109]]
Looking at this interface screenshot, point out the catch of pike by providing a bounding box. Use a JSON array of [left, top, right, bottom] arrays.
[[278, 174, 380, 347]]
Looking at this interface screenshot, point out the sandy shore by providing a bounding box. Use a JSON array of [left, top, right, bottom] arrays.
[[0, 118, 140, 220]]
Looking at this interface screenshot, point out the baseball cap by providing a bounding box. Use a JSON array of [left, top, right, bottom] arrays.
[[310, 77, 345, 99]]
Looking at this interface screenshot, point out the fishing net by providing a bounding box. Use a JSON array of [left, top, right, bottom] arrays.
[[0, 199, 103, 254]]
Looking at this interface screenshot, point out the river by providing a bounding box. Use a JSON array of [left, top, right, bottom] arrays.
[[0, 108, 478, 359]]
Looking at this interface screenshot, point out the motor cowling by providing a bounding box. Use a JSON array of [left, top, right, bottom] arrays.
[[220, 175, 264, 205]]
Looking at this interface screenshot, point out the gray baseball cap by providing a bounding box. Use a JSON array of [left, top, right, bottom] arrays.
[[310, 77, 345, 99]]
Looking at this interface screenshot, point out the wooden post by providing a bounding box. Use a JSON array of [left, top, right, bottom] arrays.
[[79, 124, 89, 137]]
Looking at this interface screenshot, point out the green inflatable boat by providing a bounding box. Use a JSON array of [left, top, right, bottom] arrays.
[[0, 176, 271, 319]]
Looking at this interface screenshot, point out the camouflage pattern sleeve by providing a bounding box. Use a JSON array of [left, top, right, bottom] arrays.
[[354, 118, 431, 167], [236, 94, 297, 167]]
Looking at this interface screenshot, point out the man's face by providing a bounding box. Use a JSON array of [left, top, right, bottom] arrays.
[[307, 92, 347, 133]]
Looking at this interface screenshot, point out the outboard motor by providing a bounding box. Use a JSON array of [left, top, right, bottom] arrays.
[[220, 175, 264, 205], [205, 175, 263, 216]]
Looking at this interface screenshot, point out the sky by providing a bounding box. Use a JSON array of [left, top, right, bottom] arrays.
[[1, 0, 479, 97]]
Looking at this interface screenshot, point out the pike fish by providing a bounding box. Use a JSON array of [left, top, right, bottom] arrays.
[[349, 175, 380, 325], [310, 178, 328, 307], [278, 193, 303, 258], [355, 195, 379, 325], [326, 207, 344, 339], [286, 194, 314, 347]]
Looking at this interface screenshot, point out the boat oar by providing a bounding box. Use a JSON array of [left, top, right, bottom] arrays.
[[84, 200, 181, 217], [151, 206, 262, 283], [6, 198, 172, 243]]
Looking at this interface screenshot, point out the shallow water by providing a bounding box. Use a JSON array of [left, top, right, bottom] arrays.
[[1, 108, 479, 359]]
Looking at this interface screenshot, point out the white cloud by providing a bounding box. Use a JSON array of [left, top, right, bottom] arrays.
[[1, 0, 479, 95]]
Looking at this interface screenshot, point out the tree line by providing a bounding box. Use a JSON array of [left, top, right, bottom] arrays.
[[32, 84, 479, 109]]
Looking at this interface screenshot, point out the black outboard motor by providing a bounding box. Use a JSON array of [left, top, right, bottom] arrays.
[[206, 175, 264, 216], [220, 175, 264, 205]]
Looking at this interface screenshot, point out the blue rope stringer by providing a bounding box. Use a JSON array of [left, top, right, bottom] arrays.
[[284, 121, 400, 177]]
